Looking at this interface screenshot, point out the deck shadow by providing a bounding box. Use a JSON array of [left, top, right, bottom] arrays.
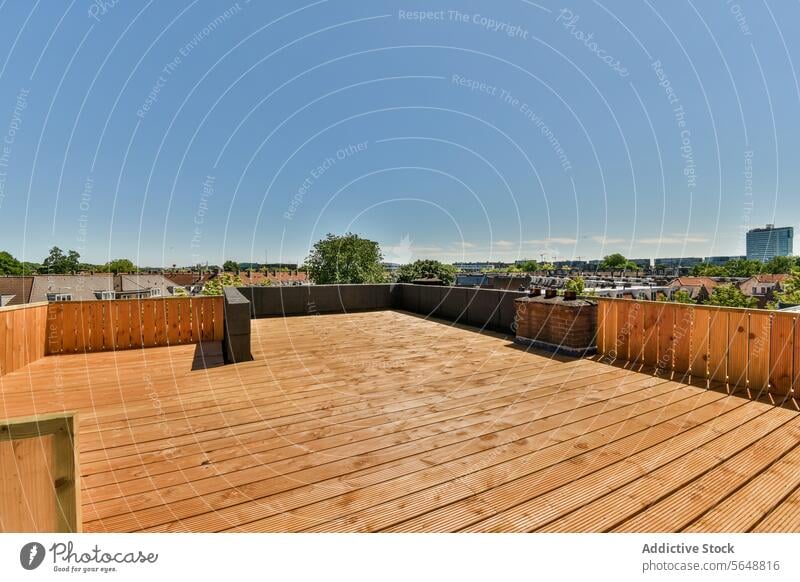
[[190, 341, 225, 371], [587, 354, 800, 413]]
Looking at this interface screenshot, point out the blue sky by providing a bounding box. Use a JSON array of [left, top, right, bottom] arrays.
[[0, 0, 798, 267]]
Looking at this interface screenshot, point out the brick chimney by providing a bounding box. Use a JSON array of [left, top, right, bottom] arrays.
[[514, 295, 597, 357]]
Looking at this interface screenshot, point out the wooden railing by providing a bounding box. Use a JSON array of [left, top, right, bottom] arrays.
[[0, 412, 80, 532], [0, 302, 48, 376], [596, 298, 798, 397], [45, 296, 224, 355]]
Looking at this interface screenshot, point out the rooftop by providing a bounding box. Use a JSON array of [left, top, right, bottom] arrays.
[[2, 309, 799, 532]]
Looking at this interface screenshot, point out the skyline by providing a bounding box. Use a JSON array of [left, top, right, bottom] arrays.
[[1, 2, 799, 266]]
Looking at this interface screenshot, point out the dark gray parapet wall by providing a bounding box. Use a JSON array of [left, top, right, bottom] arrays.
[[223, 287, 253, 364], [237, 284, 526, 335], [237, 284, 396, 317]]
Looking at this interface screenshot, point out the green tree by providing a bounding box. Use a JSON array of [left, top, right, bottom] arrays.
[[724, 258, 763, 277], [201, 273, 244, 295], [0, 251, 23, 275], [540, 262, 555, 272], [691, 263, 728, 277], [105, 258, 136, 274], [396, 260, 457, 285], [763, 255, 796, 275], [774, 270, 800, 305], [600, 253, 636, 271], [21, 261, 41, 275], [705, 284, 758, 308], [42, 246, 81, 274], [564, 276, 585, 294], [518, 260, 539, 272], [304, 233, 385, 284], [223, 260, 240, 272], [671, 290, 695, 304]]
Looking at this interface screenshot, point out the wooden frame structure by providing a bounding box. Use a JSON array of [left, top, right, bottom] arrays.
[[0, 412, 81, 532]]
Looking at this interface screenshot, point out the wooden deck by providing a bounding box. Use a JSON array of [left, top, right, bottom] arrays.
[[2, 310, 799, 532]]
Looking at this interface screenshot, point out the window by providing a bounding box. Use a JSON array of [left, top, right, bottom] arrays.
[[48, 294, 72, 302], [99, 291, 115, 300], [149, 288, 162, 297]]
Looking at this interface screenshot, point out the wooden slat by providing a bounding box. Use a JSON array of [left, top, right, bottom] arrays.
[[769, 314, 795, 396], [116, 300, 131, 350], [748, 312, 771, 392], [191, 298, 203, 343], [201, 299, 214, 342], [141, 300, 155, 347], [708, 309, 728, 383], [615, 301, 631, 361], [672, 305, 692, 378], [656, 303, 675, 372], [642, 302, 660, 367], [596, 300, 607, 355], [152, 300, 167, 347], [602, 300, 616, 357], [727, 310, 750, 389], [627, 301, 645, 365], [166, 300, 180, 346]]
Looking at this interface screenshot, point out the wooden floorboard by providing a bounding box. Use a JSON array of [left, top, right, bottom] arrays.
[[1, 309, 798, 532]]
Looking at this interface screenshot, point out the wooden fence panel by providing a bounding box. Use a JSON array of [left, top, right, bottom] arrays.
[[595, 298, 798, 399], [0, 304, 49, 376], [41, 297, 225, 355], [748, 312, 771, 392]]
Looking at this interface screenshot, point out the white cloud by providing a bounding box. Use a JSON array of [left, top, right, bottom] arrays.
[[592, 236, 626, 244], [493, 240, 516, 248], [638, 234, 709, 245], [524, 237, 577, 245]]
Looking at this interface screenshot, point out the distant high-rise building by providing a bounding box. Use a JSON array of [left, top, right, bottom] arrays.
[[653, 257, 703, 269], [746, 225, 793, 261], [705, 255, 746, 266]]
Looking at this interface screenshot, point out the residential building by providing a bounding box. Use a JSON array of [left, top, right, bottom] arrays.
[[746, 224, 793, 261], [29, 273, 176, 302], [738, 274, 790, 308], [0, 276, 33, 306], [667, 277, 720, 302]]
